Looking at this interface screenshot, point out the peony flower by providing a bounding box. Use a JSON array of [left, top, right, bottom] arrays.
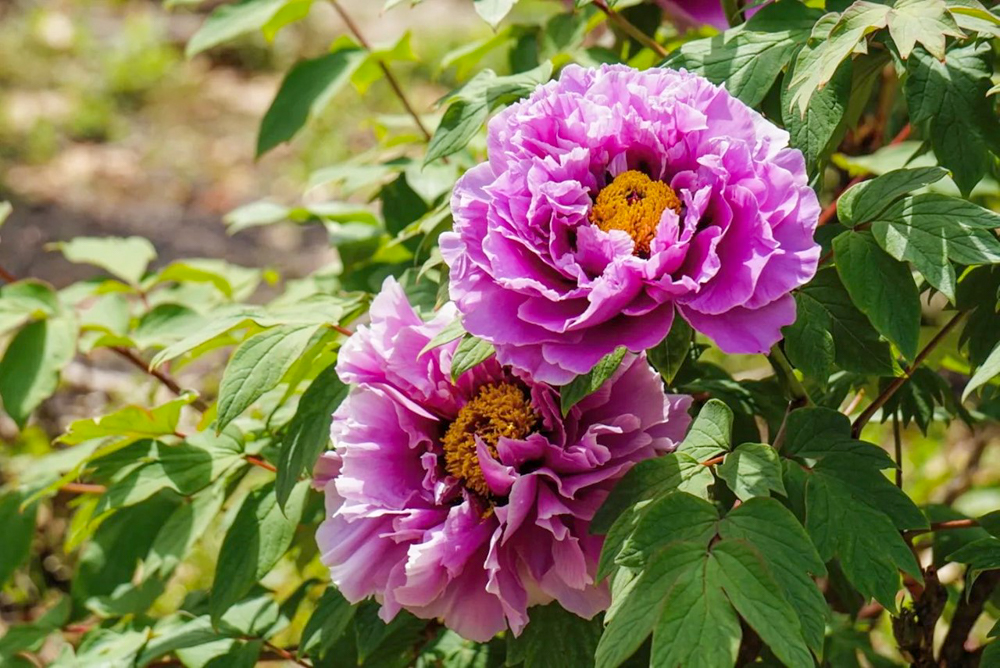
[[441, 64, 820, 385], [314, 278, 691, 641]]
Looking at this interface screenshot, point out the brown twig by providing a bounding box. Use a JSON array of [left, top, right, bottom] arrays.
[[904, 518, 980, 538], [263, 640, 311, 668], [938, 570, 1000, 666], [329, 0, 432, 142], [851, 311, 966, 438], [594, 0, 669, 58], [110, 346, 209, 412], [0, 264, 17, 284], [246, 455, 277, 473], [60, 482, 107, 494]]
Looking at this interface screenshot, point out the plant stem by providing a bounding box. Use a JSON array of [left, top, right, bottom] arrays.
[[768, 344, 811, 407], [851, 311, 965, 438], [110, 346, 209, 412], [593, 1, 669, 58], [893, 411, 902, 488], [61, 482, 107, 494], [701, 454, 725, 467], [328, 0, 433, 142], [246, 455, 277, 473]]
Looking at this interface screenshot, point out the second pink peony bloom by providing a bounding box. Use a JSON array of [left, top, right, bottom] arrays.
[[442, 65, 821, 385]]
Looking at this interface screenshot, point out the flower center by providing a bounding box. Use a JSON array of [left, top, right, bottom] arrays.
[[589, 170, 682, 257], [441, 382, 539, 499]]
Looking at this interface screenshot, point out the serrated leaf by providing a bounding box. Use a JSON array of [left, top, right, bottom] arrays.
[[719, 499, 827, 654], [711, 539, 814, 668], [676, 398, 733, 462], [276, 364, 347, 509], [616, 492, 719, 567], [717, 442, 785, 500], [837, 166, 949, 225], [947, 537, 1000, 584], [664, 1, 820, 107], [784, 268, 896, 377], [782, 44, 851, 173], [596, 541, 711, 668], [905, 42, 1000, 196], [449, 334, 496, 381], [560, 347, 627, 416], [51, 236, 156, 286], [0, 316, 77, 428], [783, 406, 897, 468], [963, 340, 1000, 400], [789, 2, 891, 112], [210, 481, 309, 621], [216, 323, 320, 431], [834, 231, 921, 360], [257, 45, 366, 156], [887, 0, 964, 60], [805, 468, 922, 610]]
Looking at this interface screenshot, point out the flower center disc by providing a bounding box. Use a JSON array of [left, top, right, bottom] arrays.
[[442, 382, 539, 498], [589, 170, 682, 256]]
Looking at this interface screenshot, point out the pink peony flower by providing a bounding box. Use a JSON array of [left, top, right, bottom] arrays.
[[441, 64, 820, 385], [314, 278, 691, 641]]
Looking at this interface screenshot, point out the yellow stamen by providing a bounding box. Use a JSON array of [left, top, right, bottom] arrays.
[[589, 170, 682, 257], [441, 383, 539, 499]]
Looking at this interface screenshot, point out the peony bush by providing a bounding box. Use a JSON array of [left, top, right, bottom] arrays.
[[2, 0, 1000, 666]]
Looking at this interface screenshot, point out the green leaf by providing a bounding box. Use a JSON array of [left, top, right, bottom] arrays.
[[473, 0, 517, 28], [717, 442, 785, 501], [596, 541, 712, 668], [646, 317, 692, 385], [591, 452, 713, 534], [216, 323, 321, 431], [781, 45, 851, 174], [963, 340, 1000, 400], [95, 435, 243, 516], [837, 166, 949, 225], [508, 604, 602, 668], [0, 280, 59, 336], [276, 364, 347, 509], [783, 406, 896, 468], [0, 201, 11, 228], [789, 2, 892, 113], [58, 395, 195, 445], [664, 0, 820, 107], [257, 44, 366, 156], [676, 398, 733, 462], [719, 499, 827, 654], [425, 64, 553, 164], [887, 0, 964, 59], [449, 334, 496, 381], [711, 539, 814, 668], [947, 537, 1000, 583], [420, 318, 466, 356], [560, 347, 627, 416], [146, 478, 229, 578], [0, 316, 77, 428], [905, 42, 1000, 196], [300, 587, 356, 659], [186, 0, 290, 57], [784, 267, 896, 377], [51, 236, 156, 286], [616, 492, 718, 567], [210, 481, 309, 621], [0, 490, 38, 587], [804, 467, 922, 610], [834, 231, 921, 360]]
